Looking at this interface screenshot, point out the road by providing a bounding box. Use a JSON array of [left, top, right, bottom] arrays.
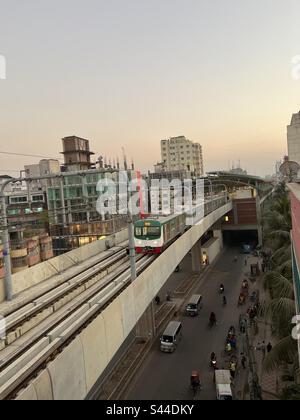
[[127, 247, 248, 401]]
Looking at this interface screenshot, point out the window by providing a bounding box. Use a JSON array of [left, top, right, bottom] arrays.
[[146, 227, 160, 236], [135, 226, 160, 237], [8, 209, 21, 216], [10, 196, 27, 204], [135, 227, 142, 236], [32, 195, 44, 202]]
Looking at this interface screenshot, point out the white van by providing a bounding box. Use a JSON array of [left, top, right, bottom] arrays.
[[160, 321, 182, 353], [185, 295, 203, 316], [215, 370, 233, 400]]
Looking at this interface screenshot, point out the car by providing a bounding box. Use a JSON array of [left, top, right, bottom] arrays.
[[241, 244, 252, 254]]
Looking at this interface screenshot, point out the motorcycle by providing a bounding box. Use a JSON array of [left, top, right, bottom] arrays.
[[210, 358, 218, 370]]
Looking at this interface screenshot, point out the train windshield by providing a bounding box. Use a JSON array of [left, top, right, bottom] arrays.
[[135, 226, 161, 237]]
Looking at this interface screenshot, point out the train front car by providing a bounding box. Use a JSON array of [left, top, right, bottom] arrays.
[[134, 219, 164, 254]]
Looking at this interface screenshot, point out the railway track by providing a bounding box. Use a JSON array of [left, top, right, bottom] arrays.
[[0, 254, 156, 400], [1, 244, 129, 351]]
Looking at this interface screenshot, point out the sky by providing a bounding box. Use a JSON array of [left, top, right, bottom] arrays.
[[0, 0, 300, 176]]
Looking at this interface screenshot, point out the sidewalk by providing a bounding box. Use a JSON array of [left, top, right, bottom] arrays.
[[244, 255, 281, 400], [232, 254, 282, 400]]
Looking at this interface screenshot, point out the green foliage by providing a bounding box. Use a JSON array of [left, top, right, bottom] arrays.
[[281, 384, 300, 400], [261, 186, 298, 375]]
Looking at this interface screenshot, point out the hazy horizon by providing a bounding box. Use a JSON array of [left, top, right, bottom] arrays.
[[1, 0, 300, 177]]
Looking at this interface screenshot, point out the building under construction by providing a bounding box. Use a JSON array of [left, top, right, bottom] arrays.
[[46, 137, 138, 254]]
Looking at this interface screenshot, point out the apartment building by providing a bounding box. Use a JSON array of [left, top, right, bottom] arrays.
[[160, 136, 204, 177]]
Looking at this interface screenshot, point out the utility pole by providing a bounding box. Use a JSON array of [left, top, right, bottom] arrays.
[[127, 212, 137, 281], [127, 170, 137, 281], [0, 194, 13, 301]]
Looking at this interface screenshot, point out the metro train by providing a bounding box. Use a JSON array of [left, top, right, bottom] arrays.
[[134, 194, 228, 254]]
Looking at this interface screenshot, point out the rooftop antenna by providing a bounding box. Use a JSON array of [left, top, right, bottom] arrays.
[[122, 147, 128, 171], [98, 155, 104, 169]]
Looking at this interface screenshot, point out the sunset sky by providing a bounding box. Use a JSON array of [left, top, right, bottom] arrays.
[[0, 0, 300, 176]]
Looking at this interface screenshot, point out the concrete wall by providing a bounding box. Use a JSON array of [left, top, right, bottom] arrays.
[[0, 279, 5, 303], [202, 237, 222, 265], [0, 229, 128, 303], [15, 202, 232, 400]]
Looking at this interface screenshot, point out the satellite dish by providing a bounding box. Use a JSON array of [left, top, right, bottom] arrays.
[[279, 161, 300, 181]]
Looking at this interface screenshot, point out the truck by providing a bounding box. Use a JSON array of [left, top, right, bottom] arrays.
[[215, 370, 233, 400]]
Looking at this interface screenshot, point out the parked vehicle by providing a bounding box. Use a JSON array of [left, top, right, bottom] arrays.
[[185, 295, 203, 316], [215, 370, 233, 400], [241, 244, 252, 254], [160, 321, 182, 353]]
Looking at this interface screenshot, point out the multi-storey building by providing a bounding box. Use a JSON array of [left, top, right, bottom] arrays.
[[289, 182, 300, 365], [288, 111, 300, 169], [46, 168, 139, 254], [25, 159, 60, 190], [61, 136, 95, 171], [0, 188, 54, 274], [161, 136, 204, 177]]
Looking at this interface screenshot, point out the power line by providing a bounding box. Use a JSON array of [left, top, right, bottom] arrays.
[[0, 151, 61, 160]]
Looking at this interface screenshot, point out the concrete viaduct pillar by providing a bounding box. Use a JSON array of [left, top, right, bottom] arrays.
[[136, 302, 156, 341], [213, 229, 224, 249], [191, 240, 202, 272]]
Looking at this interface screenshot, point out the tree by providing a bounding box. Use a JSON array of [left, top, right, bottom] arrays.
[[281, 384, 300, 400], [261, 186, 299, 376]]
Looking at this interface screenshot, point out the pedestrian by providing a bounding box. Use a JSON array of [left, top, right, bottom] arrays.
[[267, 342, 273, 353], [166, 291, 171, 302], [230, 337, 237, 350], [230, 361, 236, 379], [241, 354, 247, 369], [245, 257, 247, 266]]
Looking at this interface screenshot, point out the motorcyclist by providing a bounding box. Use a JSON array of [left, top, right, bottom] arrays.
[[210, 352, 217, 368], [219, 284, 225, 293], [226, 342, 232, 353], [190, 371, 200, 390]]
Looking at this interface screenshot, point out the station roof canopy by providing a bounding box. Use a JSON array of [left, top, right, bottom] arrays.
[[206, 171, 272, 189]]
